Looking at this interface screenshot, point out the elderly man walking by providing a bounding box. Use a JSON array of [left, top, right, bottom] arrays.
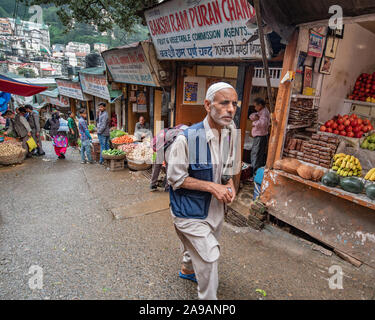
[[168, 82, 241, 300]]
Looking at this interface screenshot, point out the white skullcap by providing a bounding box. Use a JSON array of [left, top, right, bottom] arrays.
[[205, 82, 235, 102]]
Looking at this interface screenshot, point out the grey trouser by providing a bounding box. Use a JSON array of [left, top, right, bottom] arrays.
[[31, 131, 44, 154], [251, 135, 268, 176], [151, 149, 168, 188], [174, 220, 223, 300]]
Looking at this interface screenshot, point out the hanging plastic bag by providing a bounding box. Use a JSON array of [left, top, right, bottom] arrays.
[[58, 118, 69, 132], [26, 136, 37, 152]]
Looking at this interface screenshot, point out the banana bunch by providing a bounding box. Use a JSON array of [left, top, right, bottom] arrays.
[[332, 153, 362, 177], [364, 168, 375, 181]]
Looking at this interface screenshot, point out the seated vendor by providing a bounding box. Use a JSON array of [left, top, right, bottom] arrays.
[[134, 116, 150, 140]]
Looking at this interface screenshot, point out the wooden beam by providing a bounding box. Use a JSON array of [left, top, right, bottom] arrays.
[[266, 30, 299, 168], [253, 0, 274, 113]]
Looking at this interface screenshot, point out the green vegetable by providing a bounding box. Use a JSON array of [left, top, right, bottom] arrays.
[[339, 177, 364, 194], [110, 130, 127, 139], [102, 148, 125, 156], [88, 124, 96, 132], [368, 134, 375, 143], [77, 139, 81, 147], [365, 183, 375, 200], [321, 172, 340, 187], [368, 143, 375, 151]]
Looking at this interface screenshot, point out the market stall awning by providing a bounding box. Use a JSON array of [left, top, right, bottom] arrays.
[[0, 74, 48, 96], [108, 87, 122, 103], [39, 88, 59, 98]]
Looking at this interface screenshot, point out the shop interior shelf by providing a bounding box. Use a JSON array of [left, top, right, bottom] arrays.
[[287, 123, 313, 130], [291, 94, 319, 100], [273, 169, 375, 211], [344, 99, 375, 108]]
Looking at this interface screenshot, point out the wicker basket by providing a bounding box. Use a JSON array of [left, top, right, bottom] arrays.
[[102, 153, 126, 160], [0, 149, 27, 165], [127, 159, 152, 171]]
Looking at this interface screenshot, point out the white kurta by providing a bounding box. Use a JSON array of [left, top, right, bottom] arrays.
[[167, 117, 238, 300]]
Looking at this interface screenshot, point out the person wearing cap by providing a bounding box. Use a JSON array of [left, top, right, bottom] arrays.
[[25, 104, 45, 156], [167, 82, 241, 300], [4, 107, 32, 152]]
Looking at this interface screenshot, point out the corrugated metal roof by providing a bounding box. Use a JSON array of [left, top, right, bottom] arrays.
[[79, 67, 106, 75]]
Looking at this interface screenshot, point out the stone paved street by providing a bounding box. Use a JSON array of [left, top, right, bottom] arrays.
[[0, 142, 374, 300]]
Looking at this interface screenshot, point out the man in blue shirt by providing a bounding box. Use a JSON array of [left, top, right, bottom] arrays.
[[78, 108, 93, 164]]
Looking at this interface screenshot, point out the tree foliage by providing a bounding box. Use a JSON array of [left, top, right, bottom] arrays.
[[22, 0, 158, 33]]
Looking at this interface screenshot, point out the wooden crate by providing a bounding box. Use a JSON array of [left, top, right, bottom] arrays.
[[104, 158, 125, 171], [92, 142, 101, 154], [91, 151, 100, 162]]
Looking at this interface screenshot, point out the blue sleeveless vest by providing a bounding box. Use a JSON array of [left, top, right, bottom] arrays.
[[169, 121, 213, 219]]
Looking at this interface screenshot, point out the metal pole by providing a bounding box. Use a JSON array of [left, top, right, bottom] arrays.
[[253, 0, 275, 113]]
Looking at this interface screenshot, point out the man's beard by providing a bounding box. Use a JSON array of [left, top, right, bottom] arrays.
[[210, 106, 233, 127]]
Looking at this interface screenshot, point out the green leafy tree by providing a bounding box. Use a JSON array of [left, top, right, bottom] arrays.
[[17, 67, 37, 77], [22, 0, 157, 33]]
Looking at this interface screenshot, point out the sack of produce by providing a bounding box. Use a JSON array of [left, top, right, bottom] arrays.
[[281, 158, 302, 174], [297, 164, 314, 180], [126, 143, 153, 164], [0, 142, 27, 165], [311, 168, 325, 181]]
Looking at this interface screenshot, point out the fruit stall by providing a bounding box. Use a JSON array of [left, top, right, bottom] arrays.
[[260, 18, 375, 268]]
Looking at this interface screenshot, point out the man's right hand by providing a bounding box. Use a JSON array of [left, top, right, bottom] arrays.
[[27, 132, 31, 137], [209, 183, 233, 204]]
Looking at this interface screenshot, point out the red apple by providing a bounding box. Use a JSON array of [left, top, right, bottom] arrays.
[[337, 118, 344, 125], [338, 124, 345, 131], [320, 125, 327, 132], [351, 119, 358, 127], [344, 119, 351, 126], [356, 131, 364, 138], [346, 126, 353, 132], [331, 122, 338, 129], [363, 119, 370, 125], [363, 125, 369, 133], [327, 127, 333, 133], [357, 118, 363, 125], [325, 121, 331, 128], [347, 131, 355, 138], [369, 124, 374, 131], [340, 131, 347, 136], [333, 130, 340, 135], [353, 126, 360, 133]]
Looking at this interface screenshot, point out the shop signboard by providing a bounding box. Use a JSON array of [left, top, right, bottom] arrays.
[[102, 45, 157, 86], [79, 73, 111, 101], [56, 79, 88, 101], [41, 95, 70, 108], [144, 0, 270, 60]]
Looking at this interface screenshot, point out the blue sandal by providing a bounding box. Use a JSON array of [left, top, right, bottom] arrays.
[[179, 271, 197, 283]]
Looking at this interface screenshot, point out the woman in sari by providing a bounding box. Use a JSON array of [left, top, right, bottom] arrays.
[[50, 112, 68, 159], [67, 111, 79, 148]]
